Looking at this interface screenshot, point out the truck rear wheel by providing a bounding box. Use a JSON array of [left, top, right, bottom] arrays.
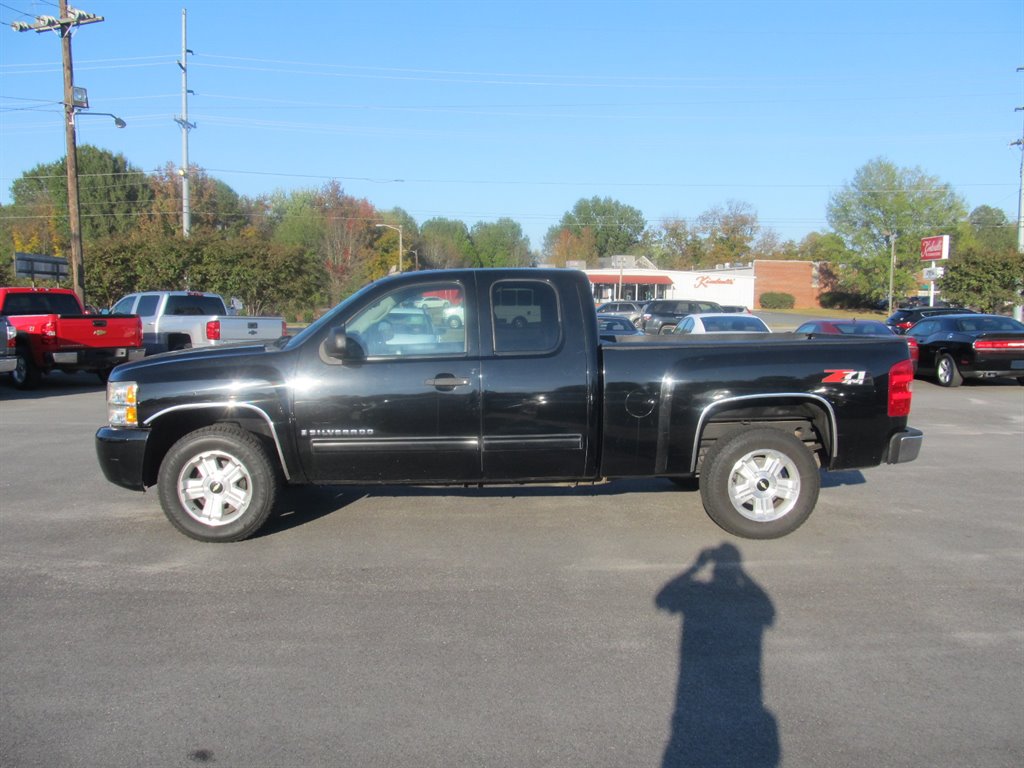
[[11, 347, 40, 390], [699, 428, 819, 539], [157, 425, 279, 542]]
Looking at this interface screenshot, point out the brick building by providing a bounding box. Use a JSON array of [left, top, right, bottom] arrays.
[[752, 260, 823, 309]]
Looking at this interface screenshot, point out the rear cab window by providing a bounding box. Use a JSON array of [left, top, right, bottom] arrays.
[[491, 280, 561, 354]]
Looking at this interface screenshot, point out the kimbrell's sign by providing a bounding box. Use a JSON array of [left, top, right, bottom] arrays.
[[920, 235, 950, 261]]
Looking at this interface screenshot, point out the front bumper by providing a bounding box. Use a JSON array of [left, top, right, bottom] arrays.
[[95, 427, 150, 491], [886, 427, 923, 464]]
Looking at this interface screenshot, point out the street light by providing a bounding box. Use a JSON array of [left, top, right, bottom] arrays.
[[75, 110, 127, 129], [375, 223, 403, 273]]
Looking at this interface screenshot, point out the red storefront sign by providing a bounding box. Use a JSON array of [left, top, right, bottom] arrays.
[[920, 235, 949, 261]]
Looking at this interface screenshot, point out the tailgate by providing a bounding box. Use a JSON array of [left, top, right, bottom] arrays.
[[57, 316, 142, 349], [216, 317, 285, 343]]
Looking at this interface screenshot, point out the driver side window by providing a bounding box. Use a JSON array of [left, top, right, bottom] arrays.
[[348, 283, 466, 358]]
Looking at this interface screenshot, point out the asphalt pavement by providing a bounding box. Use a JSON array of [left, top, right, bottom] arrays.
[[0, 372, 1021, 768]]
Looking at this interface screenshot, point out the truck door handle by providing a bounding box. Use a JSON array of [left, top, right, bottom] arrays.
[[425, 375, 470, 391]]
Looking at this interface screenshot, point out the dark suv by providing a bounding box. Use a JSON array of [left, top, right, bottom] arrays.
[[885, 306, 974, 334], [640, 299, 724, 334]]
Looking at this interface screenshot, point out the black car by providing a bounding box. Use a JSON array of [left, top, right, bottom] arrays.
[[639, 299, 724, 334], [886, 306, 973, 334], [905, 314, 1024, 387]]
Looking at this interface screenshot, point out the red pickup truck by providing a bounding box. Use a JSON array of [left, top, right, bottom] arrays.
[[0, 287, 144, 389]]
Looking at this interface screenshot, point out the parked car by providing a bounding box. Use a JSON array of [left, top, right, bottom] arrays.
[[668, 313, 771, 335], [596, 314, 645, 341], [595, 300, 646, 326], [794, 318, 919, 370], [718, 305, 750, 314], [886, 306, 973, 334], [442, 305, 465, 328], [640, 299, 724, 334], [413, 296, 451, 309], [905, 313, 1024, 387], [0, 316, 16, 375]]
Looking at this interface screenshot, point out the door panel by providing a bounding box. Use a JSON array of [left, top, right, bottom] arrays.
[[293, 280, 481, 484]]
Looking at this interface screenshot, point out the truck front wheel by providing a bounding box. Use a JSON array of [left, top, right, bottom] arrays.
[[157, 425, 279, 542], [699, 428, 819, 539]]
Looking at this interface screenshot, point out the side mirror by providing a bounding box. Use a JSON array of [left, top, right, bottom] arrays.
[[327, 326, 349, 357], [326, 326, 365, 362]]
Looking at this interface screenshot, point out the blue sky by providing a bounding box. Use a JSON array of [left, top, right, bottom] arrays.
[[1, 0, 1021, 251]]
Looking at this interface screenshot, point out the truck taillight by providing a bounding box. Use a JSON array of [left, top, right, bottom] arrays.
[[281, 320, 288, 338], [5, 324, 15, 349], [41, 319, 57, 344], [206, 320, 221, 341], [888, 358, 914, 417]]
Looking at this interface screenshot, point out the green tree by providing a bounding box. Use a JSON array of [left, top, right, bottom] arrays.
[[963, 205, 1016, 253], [471, 218, 531, 267], [826, 158, 967, 303], [693, 200, 759, 268], [544, 197, 646, 261], [940, 243, 1023, 313], [8, 145, 154, 252], [147, 163, 246, 235], [421, 218, 478, 268], [644, 217, 704, 270]]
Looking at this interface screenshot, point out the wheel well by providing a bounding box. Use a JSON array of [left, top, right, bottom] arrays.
[[166, 333, 192, 351], [142, 407, 281, 487], [693, 400, 832, 473]]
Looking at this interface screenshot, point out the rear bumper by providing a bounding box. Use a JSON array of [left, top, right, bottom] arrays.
[[95, 427, 150, 491], [886, 427, 923, 464], [49, 346, 145, 369], [0, 356, 15, 374]]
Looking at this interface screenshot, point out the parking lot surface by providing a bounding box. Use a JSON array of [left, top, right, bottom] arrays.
[[1, 374, 1022, 767]]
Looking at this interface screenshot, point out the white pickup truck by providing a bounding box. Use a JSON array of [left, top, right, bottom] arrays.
[[109, 291, 286, 355]]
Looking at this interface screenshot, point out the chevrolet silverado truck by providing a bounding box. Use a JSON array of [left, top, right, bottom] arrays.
[[1, 287, 144, 388], [95, 269, 922, 543], [109, 290, 287, 356]]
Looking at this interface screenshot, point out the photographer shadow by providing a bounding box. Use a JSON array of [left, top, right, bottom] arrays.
[[656, 543, 780, 768]]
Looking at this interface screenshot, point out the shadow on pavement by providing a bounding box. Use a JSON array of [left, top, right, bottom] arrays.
[[656, 543, 780, 767]]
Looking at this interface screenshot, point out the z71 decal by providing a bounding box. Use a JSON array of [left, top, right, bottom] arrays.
[[822, 369, 868, 385]]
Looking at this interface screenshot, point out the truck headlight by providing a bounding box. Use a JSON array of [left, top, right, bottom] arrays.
[[107, 381, 138, 427]]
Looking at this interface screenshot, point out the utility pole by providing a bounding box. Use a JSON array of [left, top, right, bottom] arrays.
[[175, 8, 196, 237], [13, 1, 104, 305], [1014, 67, 1023, 321]]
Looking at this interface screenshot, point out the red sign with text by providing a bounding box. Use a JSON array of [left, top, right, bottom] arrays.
[[920, 235, 949, 261]]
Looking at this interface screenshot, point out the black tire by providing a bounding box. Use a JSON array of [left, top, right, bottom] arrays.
[[511, 316, 527, 329], [699, 428, 820, 539], [157, 425, 280, 542], [447, 315, 463, 329], [11, 347, 40, 390], [935, 353, 962, 388]]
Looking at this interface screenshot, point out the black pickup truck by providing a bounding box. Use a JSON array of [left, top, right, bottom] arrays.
[[96, 269, 922, 543]]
